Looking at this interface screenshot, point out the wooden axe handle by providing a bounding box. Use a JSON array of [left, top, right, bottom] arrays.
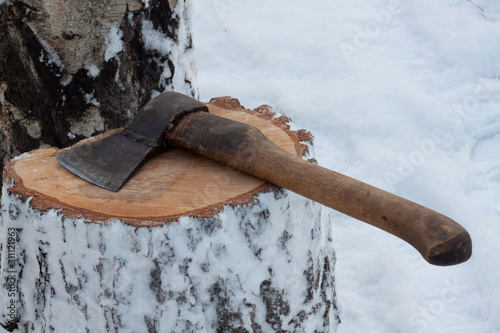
[[165, 112, 472, 266]]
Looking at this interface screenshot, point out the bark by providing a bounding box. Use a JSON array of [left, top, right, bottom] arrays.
[[0, 186, 340, 332], [0, 0, 197, 197]]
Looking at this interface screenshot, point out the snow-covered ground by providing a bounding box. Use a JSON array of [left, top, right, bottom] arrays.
[[191, 1, 500, 332]]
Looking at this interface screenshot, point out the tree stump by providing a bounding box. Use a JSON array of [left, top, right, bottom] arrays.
[[0, 98, 340, 332], [0, 0, 197, 198]]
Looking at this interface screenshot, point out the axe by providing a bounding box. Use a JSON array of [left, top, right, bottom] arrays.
[[57, 92, 472, 266]]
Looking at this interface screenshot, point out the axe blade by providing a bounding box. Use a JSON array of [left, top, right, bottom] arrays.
[[56, 91, 208, 191], [56, 132, 154, 192]]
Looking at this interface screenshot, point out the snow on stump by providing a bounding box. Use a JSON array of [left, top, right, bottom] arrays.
[[0, 98, 340, 332]]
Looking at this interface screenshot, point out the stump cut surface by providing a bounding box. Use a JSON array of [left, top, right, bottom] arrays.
[[5, 98, 307, 225]]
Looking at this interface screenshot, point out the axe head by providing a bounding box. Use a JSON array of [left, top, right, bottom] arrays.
[[56, 92, 208, 191]]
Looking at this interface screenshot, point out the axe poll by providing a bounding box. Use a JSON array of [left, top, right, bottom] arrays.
[[57, 92, 472, 266]]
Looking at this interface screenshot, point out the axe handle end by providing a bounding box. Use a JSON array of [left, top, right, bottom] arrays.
[[165, 112, 472, 266]]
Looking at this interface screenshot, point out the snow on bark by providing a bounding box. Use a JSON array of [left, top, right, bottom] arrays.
[[0, 182, 339, 332]]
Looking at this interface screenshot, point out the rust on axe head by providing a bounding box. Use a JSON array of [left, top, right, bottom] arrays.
[[56, 92, 208, 191]]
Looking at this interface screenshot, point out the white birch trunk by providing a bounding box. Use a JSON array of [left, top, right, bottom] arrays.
[[0, 186, 339, 332]]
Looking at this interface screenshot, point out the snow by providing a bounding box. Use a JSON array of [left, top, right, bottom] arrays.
[[103, 25, 124, 62], [141, 20, 174, 56], [86, 65, 100, 78], [141, 1, 198, 96], [83, 91, 100, 107], [38, 39, 64, 70], [191, 1, 500, 332]]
